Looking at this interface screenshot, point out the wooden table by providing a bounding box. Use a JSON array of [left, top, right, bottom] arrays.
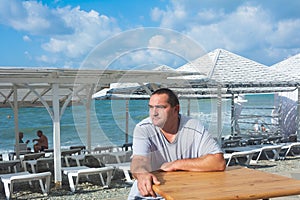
[[152, 167, 300, 200]]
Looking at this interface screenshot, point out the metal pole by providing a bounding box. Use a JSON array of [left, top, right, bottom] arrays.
[[86, 84, 95, 153], [217, 85, 222, 144], [125, 100, 129, 145], [13, 85, 19, 159], [187, 99, 191, 116], [297, 88, 300, 139], [86, 96, 91, 152], [231, 94, 235, 135]]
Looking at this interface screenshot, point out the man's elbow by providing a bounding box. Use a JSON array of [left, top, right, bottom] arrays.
[[216, 159, 226, 171], [214, 153, 226, 171]]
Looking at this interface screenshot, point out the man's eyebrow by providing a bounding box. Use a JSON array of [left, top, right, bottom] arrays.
[[148, 104, 167, 108]]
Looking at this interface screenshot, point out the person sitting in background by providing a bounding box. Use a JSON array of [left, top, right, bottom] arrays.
[[261, 124, 267, 132], [253, 121, 260, 132], [33, 130, 48, 152], [19, 132, 30, 144], [18, 131, 31, 151]]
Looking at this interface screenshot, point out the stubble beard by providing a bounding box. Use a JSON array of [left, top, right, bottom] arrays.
[[151, 116, 166, 128]]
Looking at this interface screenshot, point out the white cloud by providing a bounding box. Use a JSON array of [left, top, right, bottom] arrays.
[[24, 51, 32, 60], [151, 1, 188, 31], [0, 0, 121, 67], [151, 1, 300, 65], [0, 0, 72, 35], [268, 19, 300, 48], [36, 54, 51, 63], [23, 35, 31, 42], [41, 7, 120, 58], [151, 2, 273, 51], [81, 28, 205, 70]]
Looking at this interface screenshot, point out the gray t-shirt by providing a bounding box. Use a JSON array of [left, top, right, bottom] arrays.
[[128, 115, 223, 200]]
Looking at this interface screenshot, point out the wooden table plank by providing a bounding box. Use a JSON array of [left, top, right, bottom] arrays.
[[152, 167, 300, 200]]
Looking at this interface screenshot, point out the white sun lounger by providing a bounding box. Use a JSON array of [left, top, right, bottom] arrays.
[[224, 150, 256, 167], [224, 144, 284, 164], [279, 142, 300, 160], [252, 144, 283, 163], [106, 162, 132, 183], [0, 171, 51, 200], [62, 166, 115, 192]]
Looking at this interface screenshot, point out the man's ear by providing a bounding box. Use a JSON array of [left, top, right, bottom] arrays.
[[175, 104, 180, 113]]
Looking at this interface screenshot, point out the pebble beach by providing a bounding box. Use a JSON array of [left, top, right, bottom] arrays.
[[1, 156, 300, 200]]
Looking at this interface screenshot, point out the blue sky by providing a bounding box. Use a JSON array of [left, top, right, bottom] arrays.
[[0, 0, 300, 69]]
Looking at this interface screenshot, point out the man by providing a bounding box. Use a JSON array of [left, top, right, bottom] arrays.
[[33, 130, 48, 152], [128, 88, 225, 199]]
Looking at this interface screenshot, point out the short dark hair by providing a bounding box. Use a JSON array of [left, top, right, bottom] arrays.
[[151, 88, 179, 107]]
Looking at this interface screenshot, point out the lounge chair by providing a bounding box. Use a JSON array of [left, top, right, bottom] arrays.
[[0, 171, 51, 200], [61, 148, 82, 157], [247, 137, 264, 145], [106, 162, 132, 183], [92, 146, 119, 153], [23, 152, 45, 161], [70, 145, 86, 153], [222, 139, 241, 148], [224, 150, 256, 167], [23, 152, 46, 172], [279, 142, 300, 160], [0, 160, 21, 173], [62, 166, 115, 192], [252, 144, 283, 163], [265, 135, 283, 144], [224, 144, 284, 163], [84, 153, 107, 167]]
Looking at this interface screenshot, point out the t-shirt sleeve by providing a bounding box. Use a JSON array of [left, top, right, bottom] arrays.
[[199, 128, 223, 155], [132, 124, 151, 157]]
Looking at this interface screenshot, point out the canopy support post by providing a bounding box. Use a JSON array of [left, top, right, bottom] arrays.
[[13, 85, 20, 159], [297, 87, 300, 139], [52, 83, 62, 188], [217, 85, 222, 144]]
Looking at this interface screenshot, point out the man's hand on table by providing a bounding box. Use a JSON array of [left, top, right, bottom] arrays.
[[136, 172, 161, 197]]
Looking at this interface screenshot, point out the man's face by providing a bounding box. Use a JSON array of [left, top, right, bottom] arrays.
[[148, 93, 178, 128]]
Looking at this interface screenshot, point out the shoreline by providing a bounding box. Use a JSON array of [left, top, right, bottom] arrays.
[[1, 156, 300, 200]]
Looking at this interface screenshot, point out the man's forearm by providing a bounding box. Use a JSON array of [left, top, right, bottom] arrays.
[[131, 155, 152, 179], [161, 153, 226, 172]]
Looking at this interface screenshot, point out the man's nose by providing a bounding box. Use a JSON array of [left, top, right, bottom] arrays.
[[150, 108, 159, 115]]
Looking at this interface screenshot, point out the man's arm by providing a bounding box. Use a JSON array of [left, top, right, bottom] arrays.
[[160, 153, 226, 172], [131, 155, 161, 197]]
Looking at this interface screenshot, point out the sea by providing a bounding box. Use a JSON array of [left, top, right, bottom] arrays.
[[0, 94, 275, 154]]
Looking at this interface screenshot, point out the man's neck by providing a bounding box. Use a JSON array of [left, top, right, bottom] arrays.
[[160, 116, 180, 143]]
